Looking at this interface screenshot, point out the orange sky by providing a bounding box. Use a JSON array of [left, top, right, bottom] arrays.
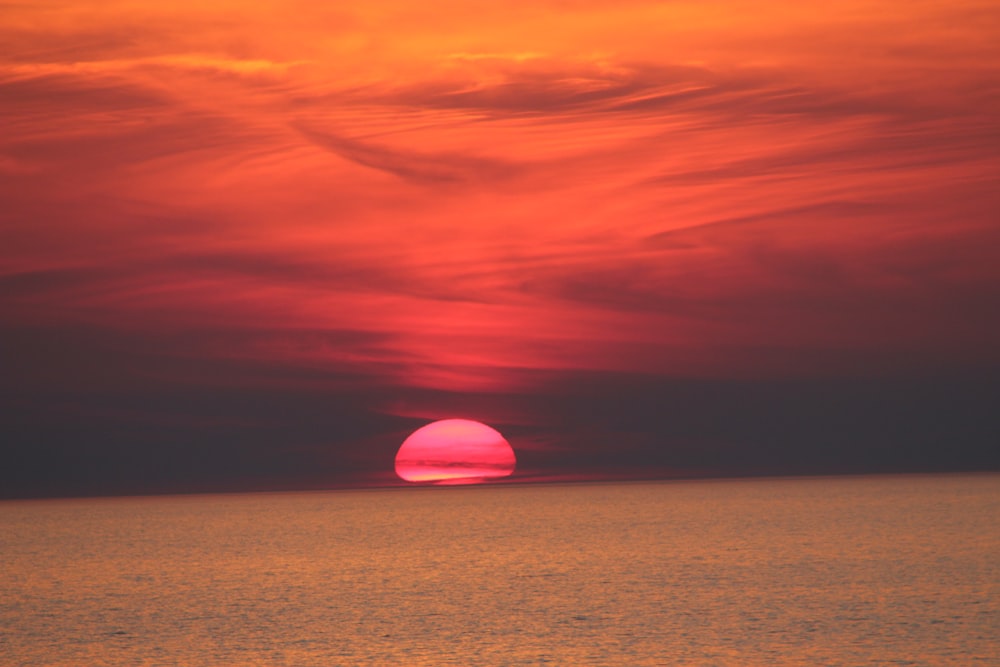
[[2, 0, 999, 494]]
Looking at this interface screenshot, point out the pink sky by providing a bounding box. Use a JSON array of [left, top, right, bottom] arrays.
[[2, 0, 998, 494]]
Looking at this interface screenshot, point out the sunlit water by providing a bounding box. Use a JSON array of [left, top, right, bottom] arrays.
[[2, 475, 997, 666]]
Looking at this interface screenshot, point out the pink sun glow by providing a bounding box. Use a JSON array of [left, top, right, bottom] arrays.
[[394, 419, 517, 484]]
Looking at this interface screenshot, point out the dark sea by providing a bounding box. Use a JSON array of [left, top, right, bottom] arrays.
[[2, 475, 997, 666]]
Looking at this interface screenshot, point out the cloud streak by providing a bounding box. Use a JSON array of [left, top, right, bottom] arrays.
[[294, 124, 520, 185]]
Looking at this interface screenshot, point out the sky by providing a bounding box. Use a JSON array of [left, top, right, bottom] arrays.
[[2, 0, 999, 497]]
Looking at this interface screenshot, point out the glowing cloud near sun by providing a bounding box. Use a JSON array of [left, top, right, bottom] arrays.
[[395, 419, 516, 484]]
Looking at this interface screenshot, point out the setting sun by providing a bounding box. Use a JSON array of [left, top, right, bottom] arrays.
[[395, 419, 516, 484]]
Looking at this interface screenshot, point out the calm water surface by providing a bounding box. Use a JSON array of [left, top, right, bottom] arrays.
[[1, 475, 998, 666]]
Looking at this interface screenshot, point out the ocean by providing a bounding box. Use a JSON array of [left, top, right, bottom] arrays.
[[2, 475, 997, 666]]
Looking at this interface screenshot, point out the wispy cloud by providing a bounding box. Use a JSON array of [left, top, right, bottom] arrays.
[[294, 123, 520, 185]]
